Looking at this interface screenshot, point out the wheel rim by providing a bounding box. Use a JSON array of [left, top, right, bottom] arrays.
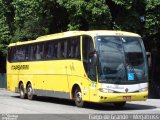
[[20, 85, 24, 98], [27, 86, 32, 98], [75, 91, 82, 103], [20, 89, 24, 97]]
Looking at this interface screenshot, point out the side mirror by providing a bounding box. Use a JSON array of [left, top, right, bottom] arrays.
[[146, 52, 151, 68], [89, 51, 98, 66]]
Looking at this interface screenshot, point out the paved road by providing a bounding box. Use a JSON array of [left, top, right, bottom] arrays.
[[0, 89, 160, 120]]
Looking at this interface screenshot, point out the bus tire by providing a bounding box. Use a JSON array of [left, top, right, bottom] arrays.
[[19, 83, 26, 99], [113, 102, 126, 108], [74, 87, 84, 107], [27, 83, 34, 100]]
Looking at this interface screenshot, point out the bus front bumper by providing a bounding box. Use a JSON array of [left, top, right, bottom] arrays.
[[90, 91, 148, 103]]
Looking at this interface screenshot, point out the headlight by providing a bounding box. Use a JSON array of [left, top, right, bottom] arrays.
[[139, 87, 148, 92], [99, 88, 114, 93]]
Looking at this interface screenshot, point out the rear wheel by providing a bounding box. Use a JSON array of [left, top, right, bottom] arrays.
[[113, 102, 126, 108], [74, 87, 84, 107], [19, 83, 26, 99], [27, 84, 34, 100]]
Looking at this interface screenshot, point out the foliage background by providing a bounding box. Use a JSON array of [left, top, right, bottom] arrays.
[[0, 0, 160, 73]]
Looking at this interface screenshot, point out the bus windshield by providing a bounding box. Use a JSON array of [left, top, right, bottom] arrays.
[[96, 36, 148, 84]]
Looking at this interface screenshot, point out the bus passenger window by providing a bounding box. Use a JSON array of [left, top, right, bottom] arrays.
[[16, 46, 25, 61], [66, 37, 80, 59], [60, 41, 66, 59], [46, 42, 52, 59], [9, 47, 17, 62], [53, 42, 58, 59], [74, 39, 80, 59], [35, 44, 44, 60], [25, 45, 29, 60], [67, 40, 74, 58], [57, 42, 61, 59], [30, 45, 37, 60], [64, 40, 68, 58], [45, 41, 57, 59], [36, 45, 41, 60]]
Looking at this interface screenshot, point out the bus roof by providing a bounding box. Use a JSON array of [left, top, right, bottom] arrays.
[[8, 30, 141, 47]]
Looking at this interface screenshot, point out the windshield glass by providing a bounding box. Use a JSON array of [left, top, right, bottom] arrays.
[[96, 36, 147, 84]]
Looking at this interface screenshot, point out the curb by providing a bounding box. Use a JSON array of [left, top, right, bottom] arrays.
[[0, 88, 7, 90]]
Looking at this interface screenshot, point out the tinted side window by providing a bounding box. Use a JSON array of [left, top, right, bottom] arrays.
[[25, 45, 29, 61], [45, 42, 51, 59], [30, 44, 37, 60], [74, 37, 80, 59], [35, 43, 44, 60], [8, 36, 81, 62], [61, 39, 67, 59], [67, 39, 74, 58], [59, 40, 67, 59], [8, 47, 16, 62], [8, 46, 29, 62], [45, 41, 58, 59], [67, 37, 80, 59], [16, 46, 26, 61]]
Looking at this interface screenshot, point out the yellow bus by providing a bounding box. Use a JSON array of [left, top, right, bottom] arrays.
[[7, 30, 148, 107]]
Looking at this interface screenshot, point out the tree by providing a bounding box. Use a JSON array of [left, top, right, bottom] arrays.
[[12, 0, 47, 42], [41, 0, 69, 33], [0, 0, 14, 72], [106, 0, 146, 34], [145, 0, 160, 51], [0, 0, 13, 56], [58, 0, 112, 30], [0, 0, 160, 73]]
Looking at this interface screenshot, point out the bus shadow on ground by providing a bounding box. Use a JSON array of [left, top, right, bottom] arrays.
[[85, 102, 156, 111], [13, 95, 156, 111]]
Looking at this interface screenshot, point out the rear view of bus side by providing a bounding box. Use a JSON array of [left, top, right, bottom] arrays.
[[7, 30, 148, 107]]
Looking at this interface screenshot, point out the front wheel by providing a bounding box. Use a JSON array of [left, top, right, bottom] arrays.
[[113, 102, 126, 108], [74, 87, 84, 107], [27, 84, 35, 100]]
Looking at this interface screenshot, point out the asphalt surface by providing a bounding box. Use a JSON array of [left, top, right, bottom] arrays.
[[0, 89, 160, 120]]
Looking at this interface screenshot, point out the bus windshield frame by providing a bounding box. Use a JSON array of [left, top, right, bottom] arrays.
[[95, 36, 148, 84]]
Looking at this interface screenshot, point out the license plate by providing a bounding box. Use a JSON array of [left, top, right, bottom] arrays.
[[123, 96, 131, 100]]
